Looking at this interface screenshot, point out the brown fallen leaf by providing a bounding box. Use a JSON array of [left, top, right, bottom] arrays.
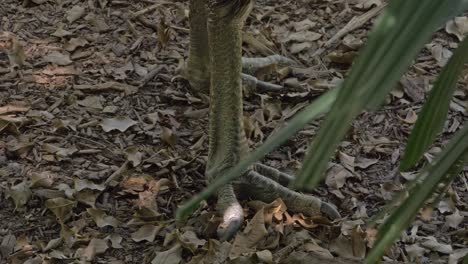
[[131, 225, 162, 242], [66, 5, 85, 23], [44, 51, 73, 66], [230, 208, 269, 259], [80, 238, 109, 261], [87, 208, 119, 228], [100, 117, 138, 132], [45, 198, 75, 223]]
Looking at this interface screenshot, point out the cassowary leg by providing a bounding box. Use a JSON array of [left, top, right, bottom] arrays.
[[205, 0, 253, 241], [246, 167, 341, 219], [187, 0, 210, 93], [242, 55, 297, 75], [242, 55, 298, 93]]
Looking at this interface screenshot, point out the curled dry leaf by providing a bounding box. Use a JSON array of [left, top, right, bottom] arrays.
[[263, 198, 287, 225], [445, 17, 468, 41], [177, 230, 206, 253]]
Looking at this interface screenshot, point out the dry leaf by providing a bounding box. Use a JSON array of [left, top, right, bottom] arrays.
[[230, 208, 269, 259], [87, 208, 119, 228], [100, 117, 137, 132], [445, 210, 463, 228], [45, 198, 75, 223], [44, 51, 73, 66], [445, 17, 468, 41], [66, 5, 85, 23], [81, 238, 109, 261], [131, 225, 162, 242], [151, 244, 182, 264], [8, 181, 32, 209]]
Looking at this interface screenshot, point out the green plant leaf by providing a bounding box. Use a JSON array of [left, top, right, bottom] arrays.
[[175, 88, 339, 221], [294, 0, 468, 190], [366, 124, 468, 263], [400, 36, 468, 171]]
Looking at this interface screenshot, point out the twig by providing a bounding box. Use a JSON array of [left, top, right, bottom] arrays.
[[312, 3, 387, 57], [105, 161, 129, 186], [131, 3, 163, 18], [140, 65, 163, 87]]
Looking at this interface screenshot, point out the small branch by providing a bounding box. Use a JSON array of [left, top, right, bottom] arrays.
[[104, 161, 129, 186], [312, 3, 387, 57], [131, 3, 163, 18]]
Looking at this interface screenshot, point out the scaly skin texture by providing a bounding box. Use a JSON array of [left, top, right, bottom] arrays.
[[205, 0, 253, 240], [187, 0, 211, 93], [186, 0, 340, 240]]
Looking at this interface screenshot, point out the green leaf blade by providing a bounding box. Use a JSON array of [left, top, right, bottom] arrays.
[[366, 124, 468, 263], [400, 36, 468, 171], [294, 0, 466, 190]]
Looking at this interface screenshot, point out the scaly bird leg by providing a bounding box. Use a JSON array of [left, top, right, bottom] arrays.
[[187, 0, 211, 93], [187, 0, 340, 241], [205, 0, 253, 241]]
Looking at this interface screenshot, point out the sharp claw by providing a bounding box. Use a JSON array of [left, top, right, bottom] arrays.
[[216, 203, 244, 241], [217, 218, 243, 241], [320, 202, 341, 220]]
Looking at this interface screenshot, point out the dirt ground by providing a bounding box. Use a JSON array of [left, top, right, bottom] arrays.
[[0, 0, 467, 263]]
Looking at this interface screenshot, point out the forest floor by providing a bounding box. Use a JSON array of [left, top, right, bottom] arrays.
[[0, 0, 467, 263]]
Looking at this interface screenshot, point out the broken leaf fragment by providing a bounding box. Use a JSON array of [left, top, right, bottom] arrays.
[[131, 224, 162, 242], [87, 208, 119, 228], [100, 117, 137, 132], [445, 17, 468, 41], [74, 178, 105, 192], [8, 181, 32, 209], [43, 143, 78, 158], [124, 146, 143, 166], [177, 230, 206, 253], [44, 51, 73, 66], [106, 234, 123, 249], [161, 126, 176, 147], [77, 96, 103, 110], [66, 5, 85, 23], [45, 198, 75, 223], [151, 244, 182, 264], [230, 208, 269, 259], [80, 238, 109, 261]]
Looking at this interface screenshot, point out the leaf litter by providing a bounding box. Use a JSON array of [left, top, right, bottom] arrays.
[[0, 0, 466, 263]]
